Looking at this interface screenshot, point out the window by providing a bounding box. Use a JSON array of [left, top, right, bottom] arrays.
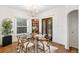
[[16, 18, 27, 34]]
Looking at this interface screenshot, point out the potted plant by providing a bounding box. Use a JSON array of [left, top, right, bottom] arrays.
[[2, 18, 13, 47]]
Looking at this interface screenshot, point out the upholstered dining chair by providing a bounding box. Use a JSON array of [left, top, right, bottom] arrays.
[[16, 34, 35, 53], [23, 34, 35, 53], [16, 36, 25, 53], [16, 34, 29, 53], [37, 34, 50, 53]]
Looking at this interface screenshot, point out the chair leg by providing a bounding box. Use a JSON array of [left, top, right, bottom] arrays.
[[43, 45, 45, 53], [25, 47, 28, 53], [49, 46, 50, 53]]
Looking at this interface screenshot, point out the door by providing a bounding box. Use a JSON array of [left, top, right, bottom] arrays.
[[46, 18, 52, 40], [42, 17, 52, 40], [68, 10, 78, 48]]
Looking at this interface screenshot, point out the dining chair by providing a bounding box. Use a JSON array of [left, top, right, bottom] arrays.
[[24, 35, 35, 53], [37, 34, 50, 53], [16, 35, 30, 53], [16, 36, 25, 53]]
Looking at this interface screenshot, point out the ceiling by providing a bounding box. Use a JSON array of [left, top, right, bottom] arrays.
[[5, 5, 62, 16]]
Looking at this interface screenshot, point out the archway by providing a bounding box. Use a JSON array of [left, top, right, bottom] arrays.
[[67, 10, 78, 52]]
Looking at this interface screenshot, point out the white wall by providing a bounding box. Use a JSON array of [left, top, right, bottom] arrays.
[[0, 6, 32, 45], [38, 6, 66, 45], [38, 6, 79, 49]]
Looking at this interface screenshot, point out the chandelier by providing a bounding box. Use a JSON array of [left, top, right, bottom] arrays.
[[25, 5, 39, 17]]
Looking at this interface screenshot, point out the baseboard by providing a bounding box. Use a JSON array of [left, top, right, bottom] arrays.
[[12, 41, 17, 43], [53, 40, 65, 45], [52, 41, 65, 46]]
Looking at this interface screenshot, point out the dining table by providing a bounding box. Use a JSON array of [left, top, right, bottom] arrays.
[[33, 34, 47, 53]]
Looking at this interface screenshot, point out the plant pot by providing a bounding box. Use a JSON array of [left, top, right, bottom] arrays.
[[2, 35, 12, 47]]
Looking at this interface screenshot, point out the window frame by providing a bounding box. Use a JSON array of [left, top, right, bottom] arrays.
[[16, 18, 27, 35]]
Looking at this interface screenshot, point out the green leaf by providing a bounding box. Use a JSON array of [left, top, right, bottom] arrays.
[[2, 18, 13, 36]]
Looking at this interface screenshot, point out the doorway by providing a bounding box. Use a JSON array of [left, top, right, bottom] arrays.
[[68, 10, 78, 49], [42, 17, 53, 41]]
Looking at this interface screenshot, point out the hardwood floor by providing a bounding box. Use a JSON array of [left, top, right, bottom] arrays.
[[0, 42, 78, 53], [51, 42, 78, 53], [0, 42, 17, 53]]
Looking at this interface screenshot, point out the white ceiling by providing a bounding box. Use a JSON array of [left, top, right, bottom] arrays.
[[5, 5, 62, 16], [6, 5, 61, 12]]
